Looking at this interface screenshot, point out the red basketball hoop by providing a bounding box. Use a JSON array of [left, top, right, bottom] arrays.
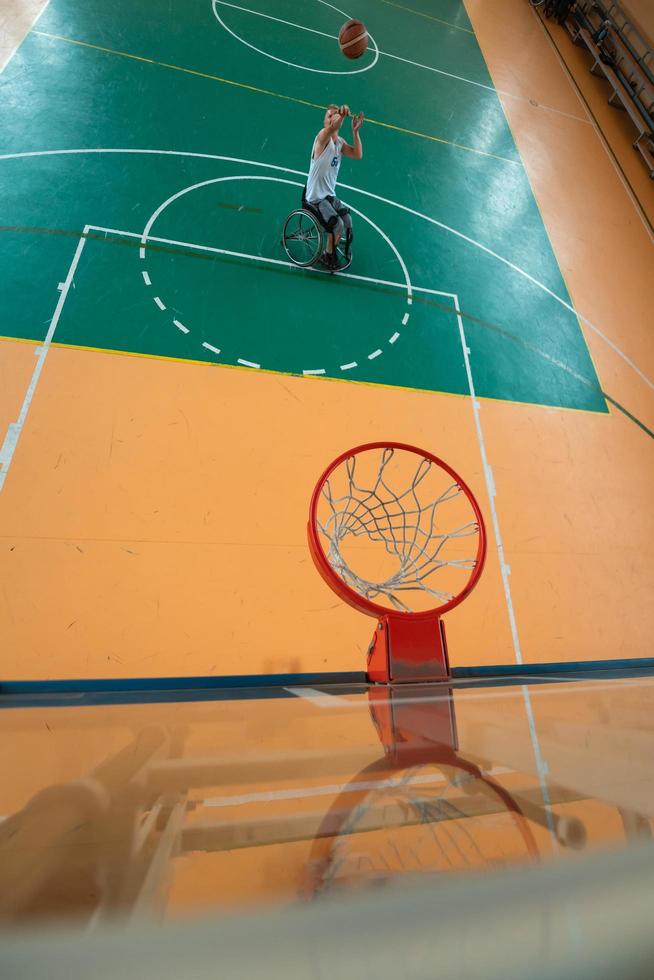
[[307, 442, 487, 682]]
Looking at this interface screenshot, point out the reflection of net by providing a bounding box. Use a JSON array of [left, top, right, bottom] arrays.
[[310, 764, 538, 896], [318, 448, 481, 611]]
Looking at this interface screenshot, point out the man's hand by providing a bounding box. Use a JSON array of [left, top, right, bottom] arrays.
[[339, 104, 351, 118], [341, 111, 364, 160]]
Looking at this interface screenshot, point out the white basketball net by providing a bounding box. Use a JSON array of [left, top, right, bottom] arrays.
[[318, 448, 480, 612]]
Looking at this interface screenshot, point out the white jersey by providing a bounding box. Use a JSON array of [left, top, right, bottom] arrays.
[[306, 135, 343, 203]]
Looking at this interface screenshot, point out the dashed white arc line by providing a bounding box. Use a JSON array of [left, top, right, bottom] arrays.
[[141, 238, 409, 372], [3, 151, 648, 392], [138, 174, 413, 376]]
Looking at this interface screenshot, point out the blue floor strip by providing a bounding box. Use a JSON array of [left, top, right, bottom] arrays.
[[2, 659, 654, 708]]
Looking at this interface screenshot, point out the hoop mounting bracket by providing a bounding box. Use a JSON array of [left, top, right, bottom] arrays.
[[367, 613, 450, 683]]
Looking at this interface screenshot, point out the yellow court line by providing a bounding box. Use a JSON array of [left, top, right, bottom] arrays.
[[378, 0, 475, 35], [0, 334, 44, 347], [360, 113, 517, 163], [33, 31, 325, 111], [0, 335, 611, 417], [32, 30, 519, 166], [0, 333, 468, 398], [47, 341, 475, 399]]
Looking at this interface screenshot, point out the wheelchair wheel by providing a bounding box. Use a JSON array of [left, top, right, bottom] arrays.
[[282, 209, 324, 267]]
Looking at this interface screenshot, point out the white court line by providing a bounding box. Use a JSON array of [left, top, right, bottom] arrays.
[[1, 150, 646, 390], [153, 296, 166, 311], [381, 48, 589, 124], [215, 0, 336, 42], [402, 312, 410, 325], [135, 166, 416, 376], [146, 232, 424, 296], [138, 174, 414, 308], [213, 0, 587, 124], [202, 341, 221, 354], [67, 226, 455, 383], [284, 686, 353, 706], [455, 298, 520, 665], [202, 768, 512, 809], [453, 292, 556, 845], [92, 222, 452, 393], [141, 270, 151, 286], [0, 229, 87, 492], [212, 0, 380, 77], [87, 224, 427, 296]]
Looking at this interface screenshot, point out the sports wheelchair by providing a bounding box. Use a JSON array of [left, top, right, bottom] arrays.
[[281, 190, 352, 273]]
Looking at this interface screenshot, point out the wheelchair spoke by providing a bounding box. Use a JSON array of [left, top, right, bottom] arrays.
[[282, 209, 323, 267]]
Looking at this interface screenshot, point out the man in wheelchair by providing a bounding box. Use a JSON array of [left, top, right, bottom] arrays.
[[304, 103, 364, 272]]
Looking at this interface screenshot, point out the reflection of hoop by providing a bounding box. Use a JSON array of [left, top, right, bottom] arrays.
[[302, 751, 539, 899], [301, 686, 539, 898], [307, 442, 487, 682]]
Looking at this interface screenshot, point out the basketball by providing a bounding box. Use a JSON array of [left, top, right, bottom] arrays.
[[338, 19, 368, 60]]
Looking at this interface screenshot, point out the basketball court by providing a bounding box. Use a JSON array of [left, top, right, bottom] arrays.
[[1, 0, 653, 934]]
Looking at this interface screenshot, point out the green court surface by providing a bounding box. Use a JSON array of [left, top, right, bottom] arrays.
[[0, 0, 606, 411]]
